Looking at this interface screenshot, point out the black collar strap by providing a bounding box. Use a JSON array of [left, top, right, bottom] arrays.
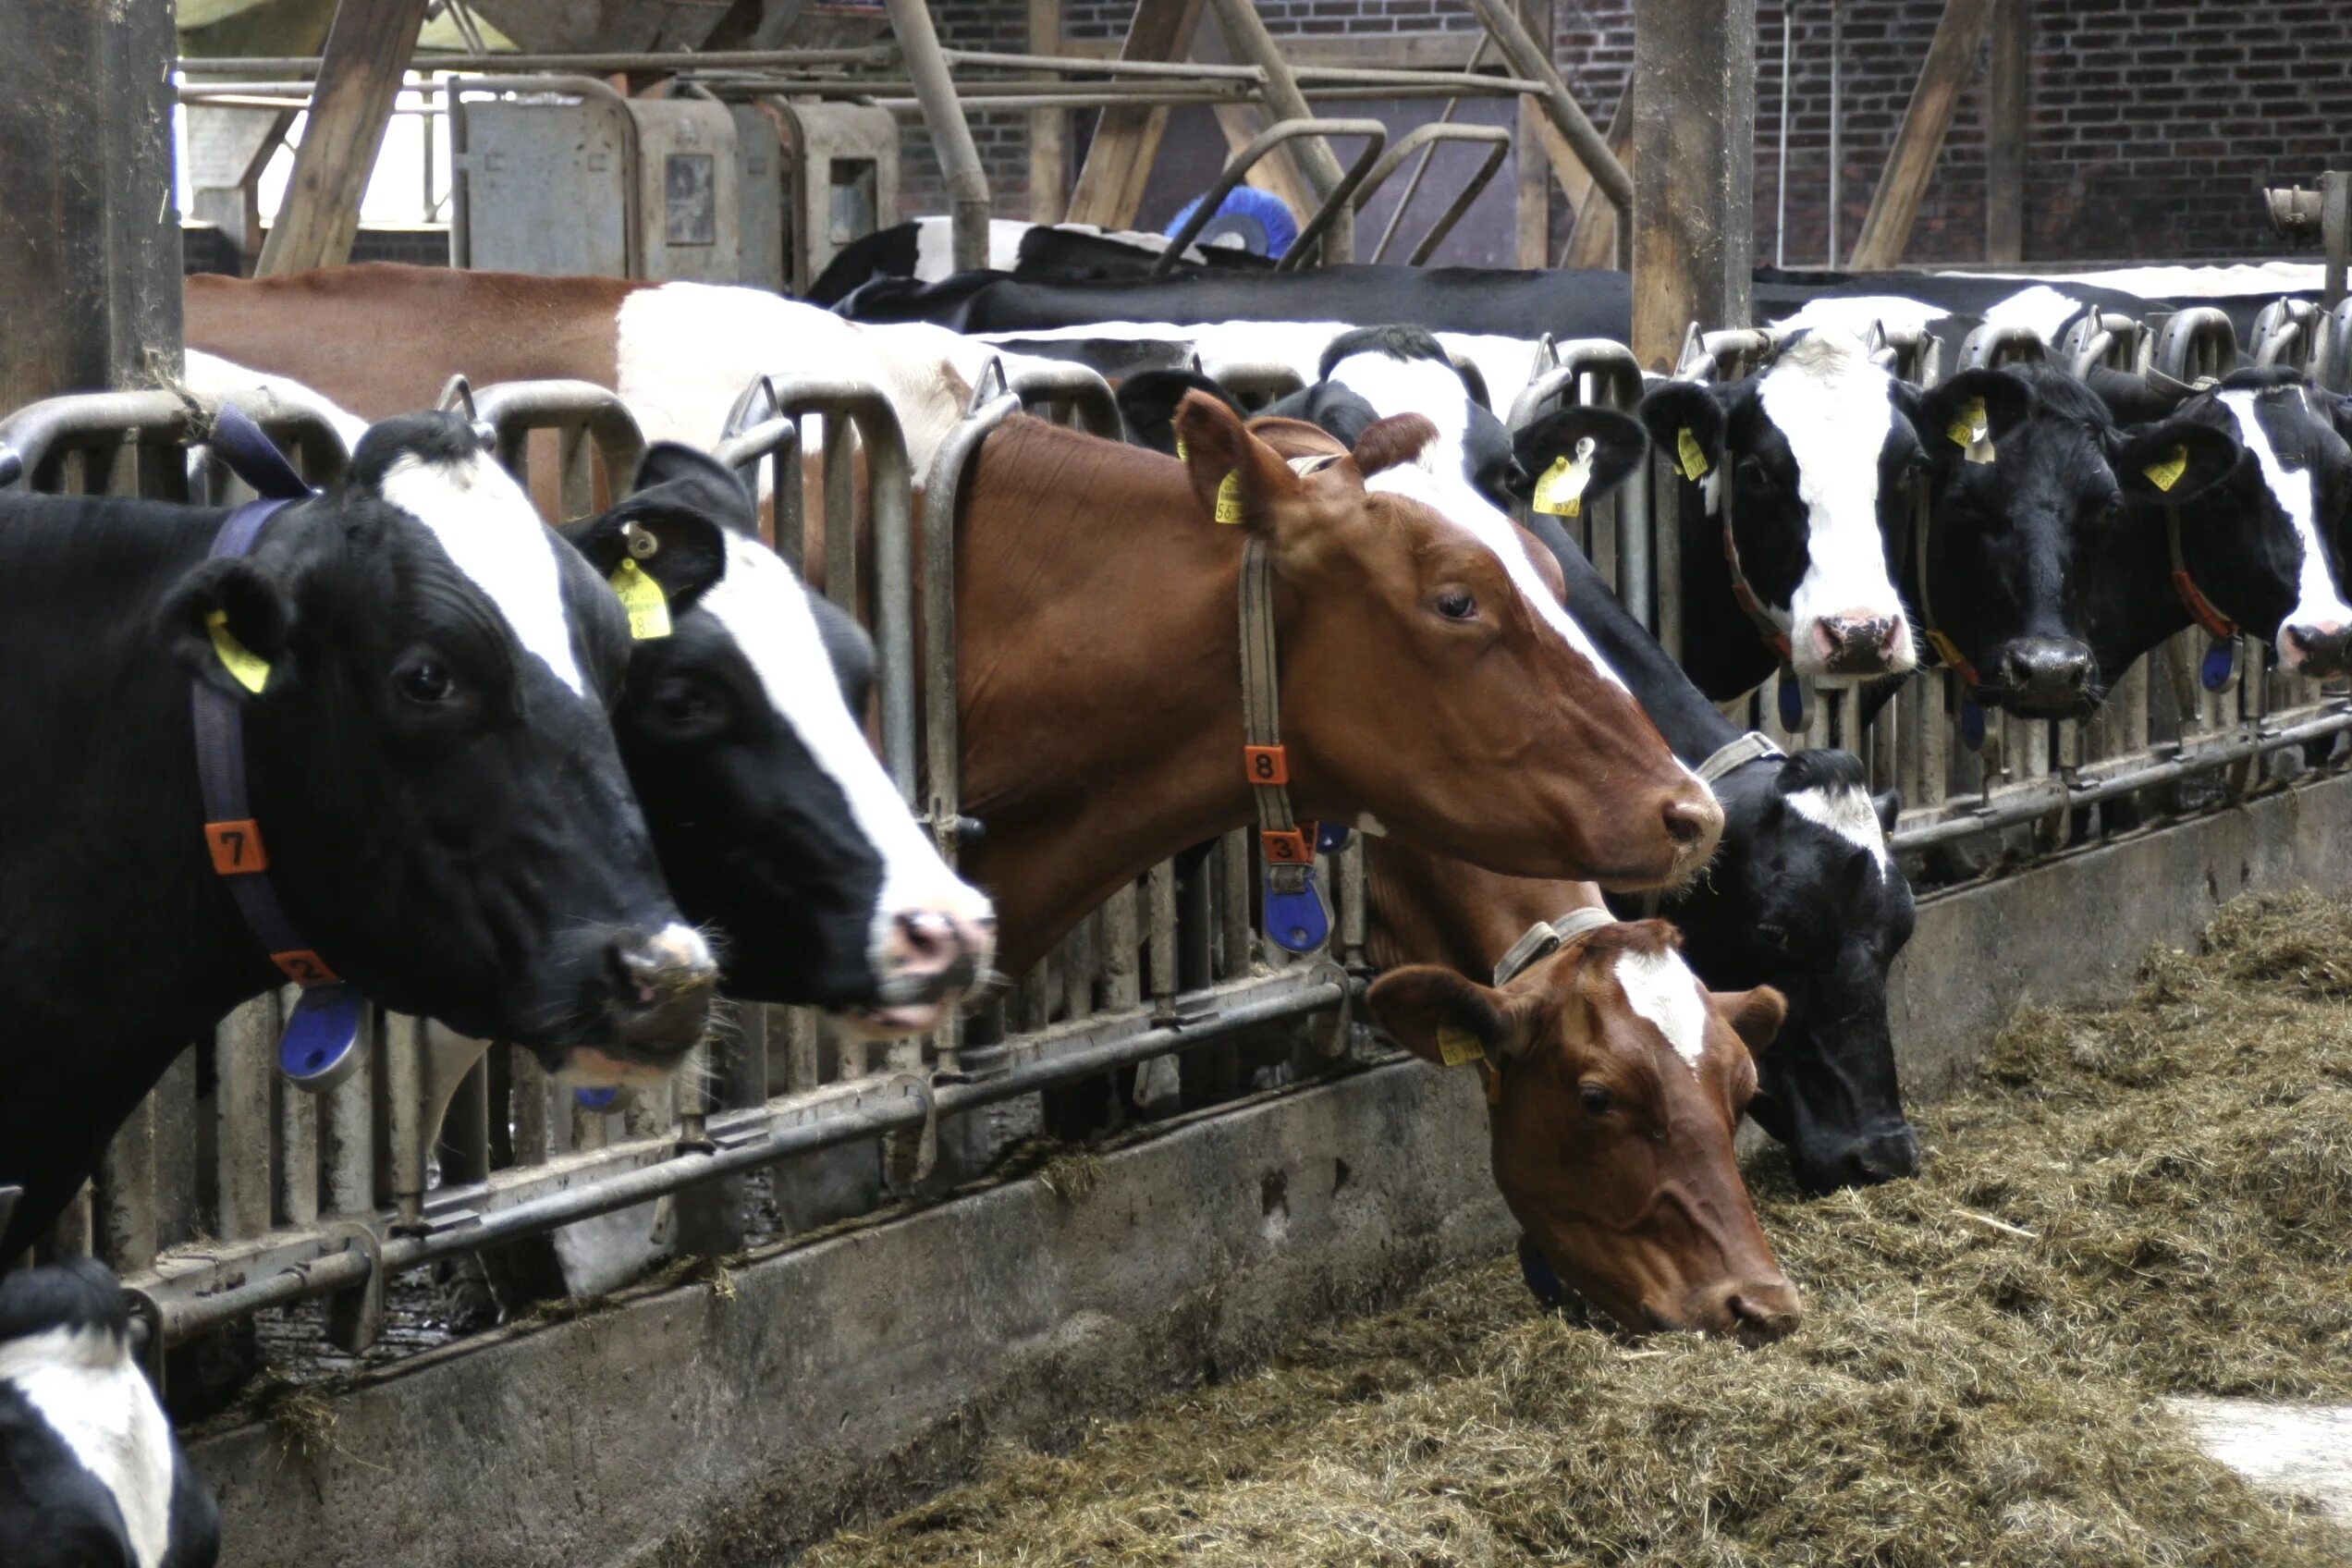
[[1493, 906, 1617, 987], [194, 408, 367, 1092]]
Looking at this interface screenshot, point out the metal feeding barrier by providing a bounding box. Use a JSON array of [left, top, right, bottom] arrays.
[[21, 360, 1358, 1376]]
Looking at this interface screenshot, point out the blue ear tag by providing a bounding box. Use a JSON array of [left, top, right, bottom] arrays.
[[1263, 866, 1331, 955], [2200, 639, 2238, 693], [1777, 671, 1811, 732], [1960, 698, 1987, 752], [1515, 1233, 1569, 1310], [278, 984, 366, 1093], [1315, 822, 1352, 853], [575, 1086, 623, 1112]]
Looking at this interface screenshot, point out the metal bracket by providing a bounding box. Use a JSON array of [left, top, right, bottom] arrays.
[[321, 1220, 386, 1355], [1303, 961, 1353, 1060], [121, 1285, 168, 1392], [879, 1073, 938, 1194]]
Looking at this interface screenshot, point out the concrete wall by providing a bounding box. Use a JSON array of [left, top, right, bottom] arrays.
[[190, 770, 2352, 1567]]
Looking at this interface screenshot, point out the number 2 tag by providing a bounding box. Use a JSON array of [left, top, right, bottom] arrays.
[[1532, 438, 1596, 517], [611, 558, 671, 641]]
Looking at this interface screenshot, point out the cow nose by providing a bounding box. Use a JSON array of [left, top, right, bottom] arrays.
[[605, 924, 718, 1057], [1813, 613, 1906, 675], [1991, 637, 2097, 718], [1661, 788, 1725, 863], [883, 906, 997, 1004], [2281, 620, 2350, 676], [1803, 1122, 1922, 1191], [1695, 1277, 1805, 1345]]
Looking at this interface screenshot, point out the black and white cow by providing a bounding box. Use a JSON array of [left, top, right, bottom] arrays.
[[0, 413, 716, 1258], [0, 1259, 216, 1568], [2079, 366, 2352, 683], [1198, 329, 1924, 1191], [1640, 329, 1925, 697], [561, 445, 996, 1034]]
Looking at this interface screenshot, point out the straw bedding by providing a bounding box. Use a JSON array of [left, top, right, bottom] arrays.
[[803, 891, 2352, 1567]]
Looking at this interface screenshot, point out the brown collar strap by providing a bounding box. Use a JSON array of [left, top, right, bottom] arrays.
[[2167, 506, 2238, 640], [1910, 477, 1982, 687], [1720, 474, 1795, 662], [1492, 906, 1618, 987]]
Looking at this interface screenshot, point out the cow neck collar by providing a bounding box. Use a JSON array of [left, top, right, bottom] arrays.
[[1234, 452, 1345, 957], [2163, 504, 2239, 640], [1908, 477, 1981, 687], [1718, 470, 1796, 665], [1492, 905, 1616, 987], [193, 408, 368, 1092]]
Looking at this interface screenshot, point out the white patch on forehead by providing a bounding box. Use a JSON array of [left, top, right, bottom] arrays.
[[1978, 284, 2081, 344], [1786, 784, 1892, 876], [2216, 387, 2352, 642], [376, 449, 587, 696], [1612, 947, 1711, 1074], [693, 537, 993, 968], [0, 1327, 174, 1568], [1321, 349, 1633, 693], [1753, 332, 1912, 667]]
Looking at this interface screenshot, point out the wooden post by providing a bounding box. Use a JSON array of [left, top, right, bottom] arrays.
[[1064, 0, 1210, 229], [1847, 0, 1998, 270], [1466, 0, 1631, 262], [1029, 0, 1069, 224], [1632, 0, 1757, 371], [0, 0, 181, 410], [1196, 16, 1321, 233], [256, 0, 433, 276], [1984, 0, 2028, 263], [1562, 81, 1635, 269]]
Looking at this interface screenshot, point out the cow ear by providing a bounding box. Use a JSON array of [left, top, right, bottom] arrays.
[[1509, 405, 1649, 503], [1368, 965, 1534, 1068], [158, 555, 300, 701], [563, 446, 739, 619], [1637, 380, 1726, 483], [2114, 420, 2241, 505], [1710, 985, 1788, 1058], [1170, 389, 1315, 533], [1871, 788, 1903, 834], [1916, 369, 2031, 462]]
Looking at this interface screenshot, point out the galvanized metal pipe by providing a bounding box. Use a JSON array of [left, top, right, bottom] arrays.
[[885, 0, 990, 274]]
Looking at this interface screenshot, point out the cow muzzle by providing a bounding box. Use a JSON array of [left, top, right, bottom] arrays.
[[845, 904, 998, 1039], [1806, 612, 1915, 680], [1792, 1120, 1921, 1194], [1668, 1274, 1805, 1347], [1988, 636, 2097, 719], [2279, 619, 2350, 678], [598, 924, 719, 1060]]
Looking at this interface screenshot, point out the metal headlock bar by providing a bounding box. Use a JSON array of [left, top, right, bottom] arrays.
[[1153, 117, 1390, 275]]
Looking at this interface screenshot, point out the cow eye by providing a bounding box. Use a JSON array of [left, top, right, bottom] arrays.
[[645, 674, 730, 736], [1755, 923, 1791, 951], [1435, 589, 1478, 621], [1578, 1083, 1615, 1119], [394, 657, 458, 706]]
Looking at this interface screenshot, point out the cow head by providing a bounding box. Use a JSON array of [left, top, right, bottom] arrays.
[[1371, 922, 1799, 1342], [0, 1259, 217, 1568], [2157, 372, 2352, 677], [157, 413, 716, 1082], [1910, 365, 2236, 718], [1672, 751, 1918, 1193], [1643, 331, 1920, 683], [562, 445, 996, 1037], [1170, 391, 1721, 888]]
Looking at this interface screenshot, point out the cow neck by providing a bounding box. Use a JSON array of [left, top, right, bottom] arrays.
[[1719, 472, 1796, 666], [953, 419, 1266, 976], [2081, 501, 2226, 682], [1528, 514, 1743, 767], [1362, 836, 1605, 982], [2162, 503, 2238, 640], [1902, 478, 1985, 688]]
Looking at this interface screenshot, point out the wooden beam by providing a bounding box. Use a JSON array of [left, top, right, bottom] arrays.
[[1028, 0, 1069, 223], [1203, 0, 1354, 260], [1847, 0, 1999, 271], [1631, 0, 1756, 371], [1562, 80, 1635, 269], [1514, 0, 1553, 269], [256, 0, 433, 276], [1194, 9, 1319, 233], [1984, 0, 2028, 263], [1063, 0, 1209, 229], [0, 0, 181, 408]]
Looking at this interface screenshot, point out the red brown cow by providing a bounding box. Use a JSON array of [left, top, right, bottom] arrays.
[[955, 398, 1719, 974], [1365, 839, 1800, 1342]]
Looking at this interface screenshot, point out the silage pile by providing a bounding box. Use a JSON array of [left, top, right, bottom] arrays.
[[805, 891, 2352, 1567]]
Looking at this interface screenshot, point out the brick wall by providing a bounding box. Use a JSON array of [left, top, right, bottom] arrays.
[[904, 1, 2352, 264], [900, 0, 1039, 220]]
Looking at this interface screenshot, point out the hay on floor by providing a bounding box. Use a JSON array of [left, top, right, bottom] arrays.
[[803, 891, 2352, 1567]]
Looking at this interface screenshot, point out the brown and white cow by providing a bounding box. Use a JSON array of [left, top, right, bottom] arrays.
[[1365, 839, 1800, 1342], [954, 398, 1720, 974]]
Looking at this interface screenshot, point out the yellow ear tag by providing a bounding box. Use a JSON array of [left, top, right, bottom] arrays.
[[204, 609, 272, 695], [1675, 427, 1709, 483], [1532, 446, 1595, 518], [610, 558, 672, 641], [1175, 435, 1189, 462], [1214, 470, 1245, 524], [1948, 397, 1995, 463], [2144, 445, 2189, 493], [1436, 1024, 1487, 1068]]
